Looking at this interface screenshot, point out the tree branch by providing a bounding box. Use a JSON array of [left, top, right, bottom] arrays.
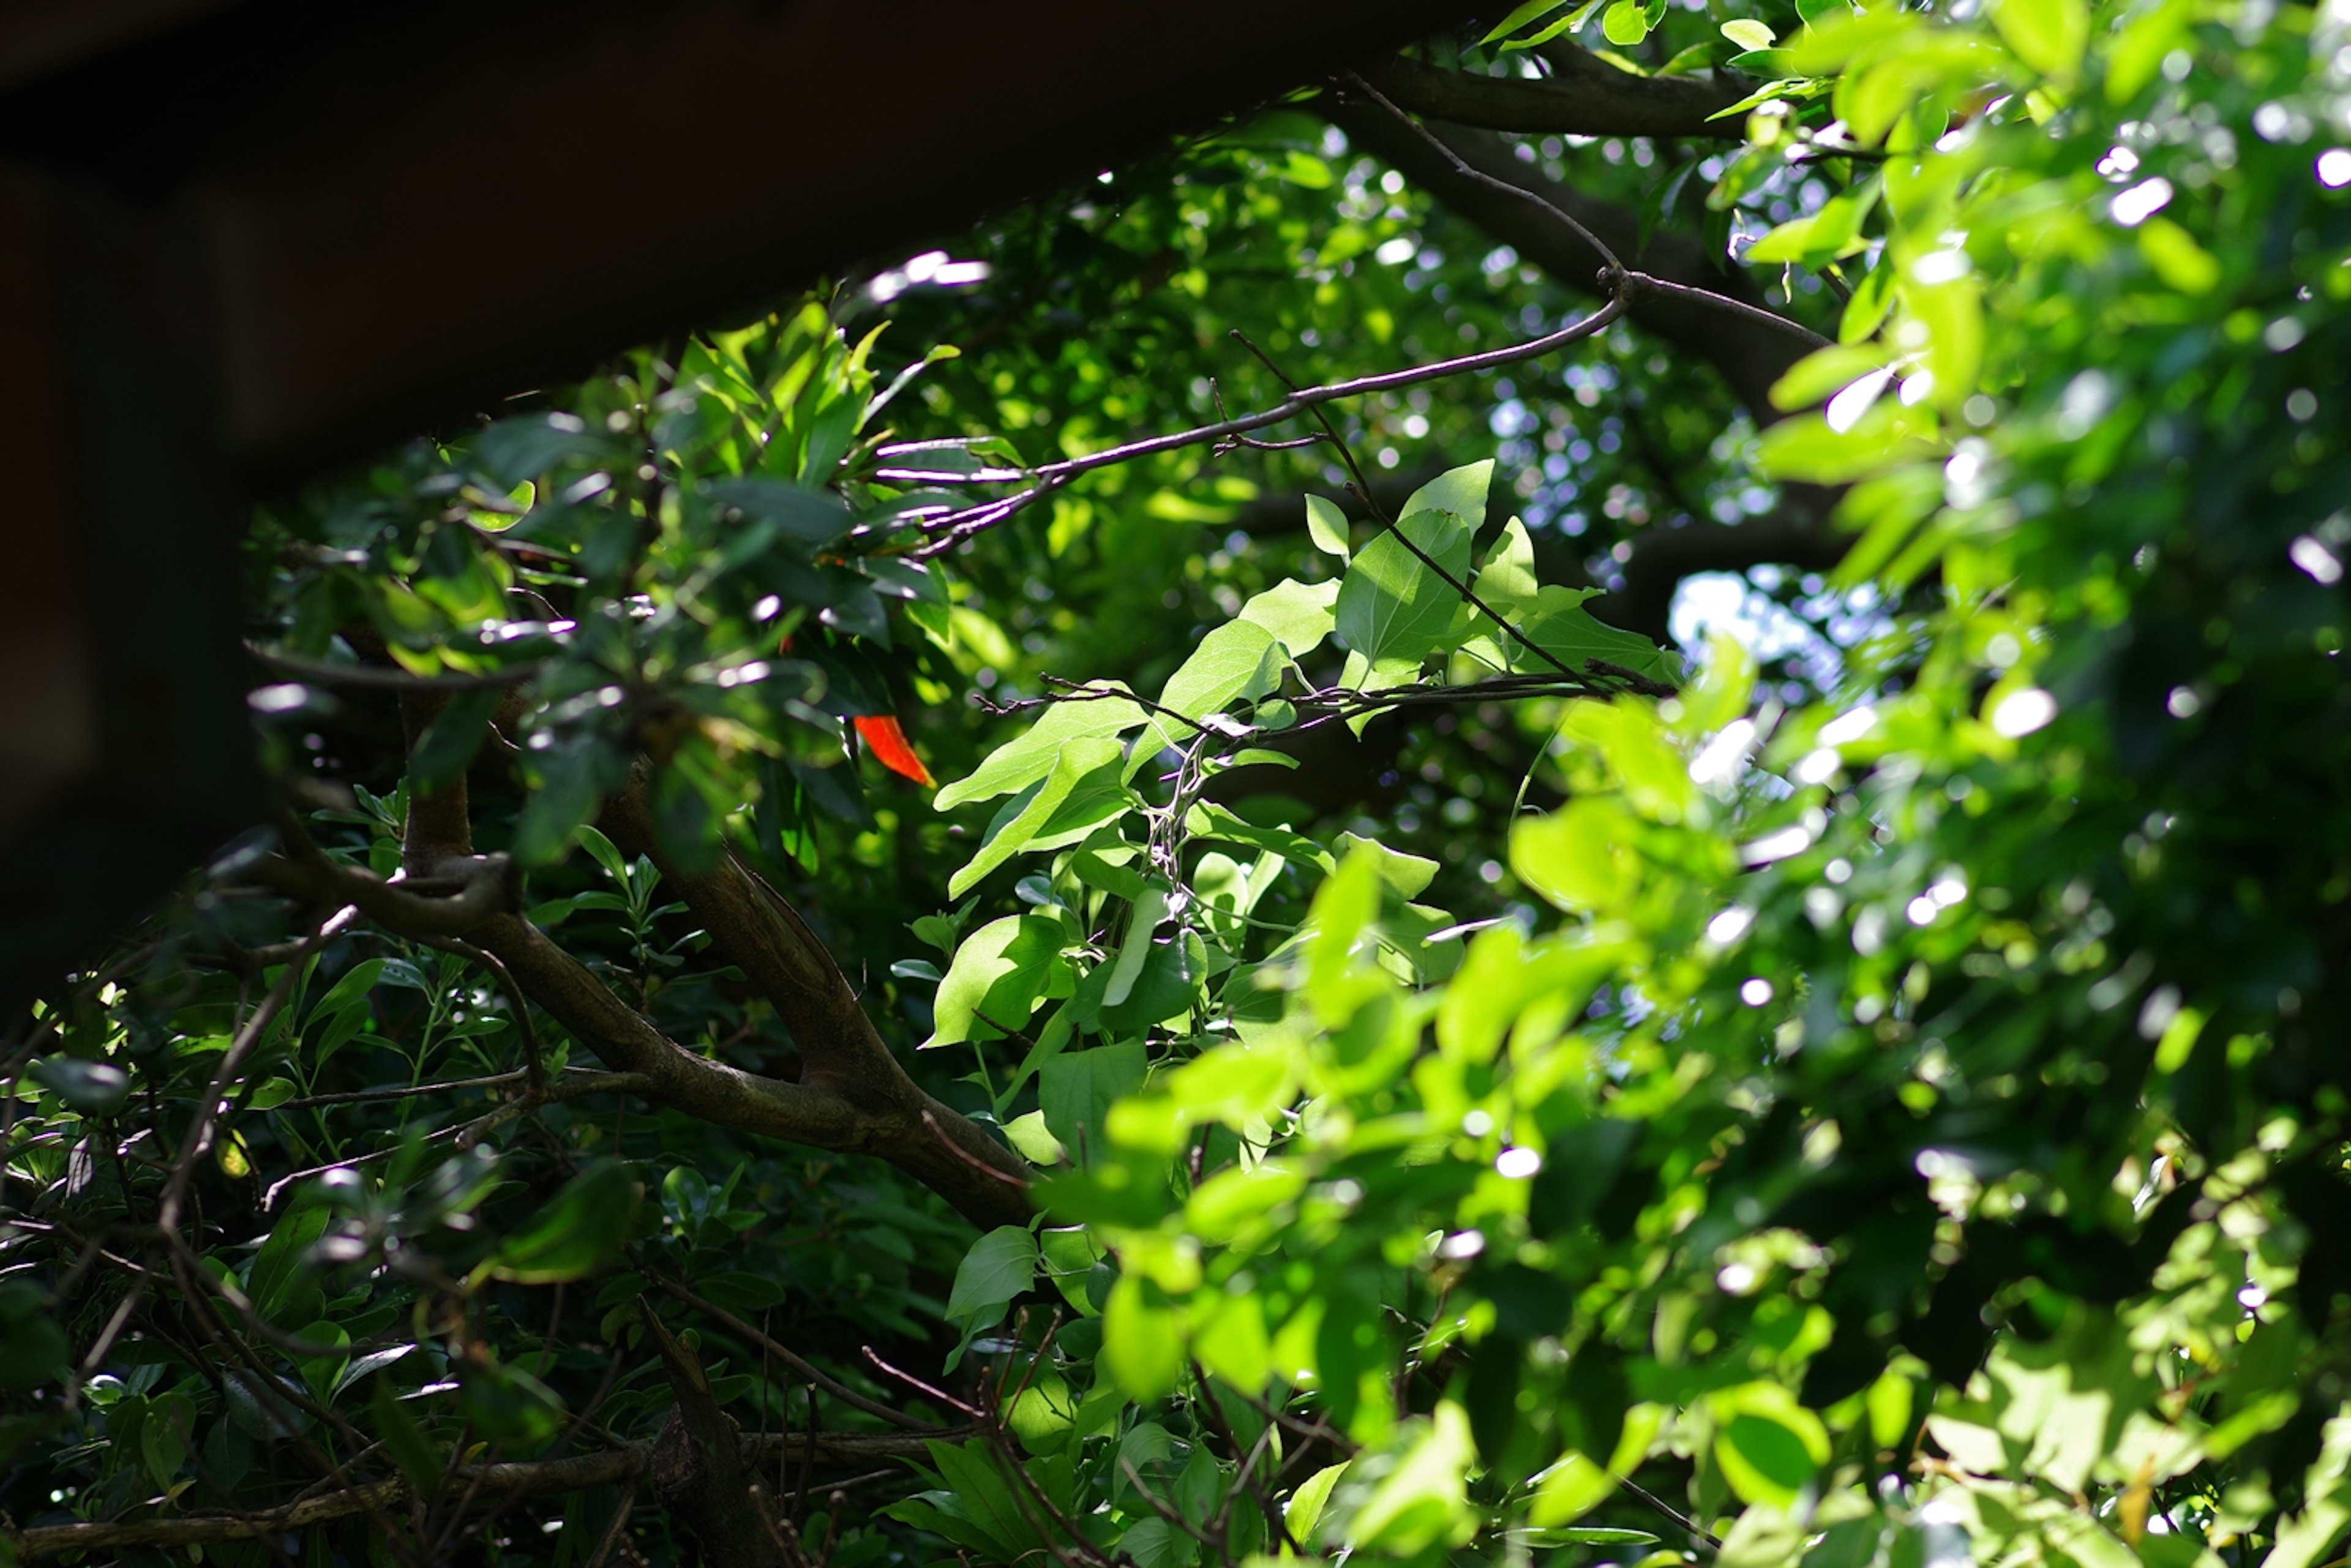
[[245, 831, 1029, 1230], [1363, 45, 1749, 141], [597, 790, 1033, 1228], [1318, 89, 1820, 419], [9, 1431, 945, 1561]]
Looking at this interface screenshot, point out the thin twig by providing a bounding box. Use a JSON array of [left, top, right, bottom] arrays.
[[246, 643, 544, 692], [643, 1273, 943, 1431], [921, 1110, 1030, 1189], [861, 1347, 983, 1419], [1621, 1476, 1723, 1556], [865, 294, 1629, 555]]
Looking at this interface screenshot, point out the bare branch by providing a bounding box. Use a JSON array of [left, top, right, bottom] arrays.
[[9, 1432, 940, 1562], [246, 642, 543, 692], [1318, 91, 1823, 418]]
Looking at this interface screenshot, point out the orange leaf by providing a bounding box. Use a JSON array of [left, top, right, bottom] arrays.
[[853, 714, 934, 787]]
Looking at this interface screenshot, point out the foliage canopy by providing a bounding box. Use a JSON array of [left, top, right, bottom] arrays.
[[6, 7, 2351, 1568]]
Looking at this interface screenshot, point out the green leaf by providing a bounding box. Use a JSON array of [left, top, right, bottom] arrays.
[[470, 412, 610, 487], [28, 1056, 129, 1114], [1005, 1111, 1067, 1165], [309, 958, 386, 1024], [1721, 18, 1777, 49], [1336, 508, 1477, 689], [294, 1321, 350, 1407], [1482, 0, 1569, 42], [372, 1382, 444, 1496], [923, 1440, 1043, 1558], [1237, 577, 1341, 658], [486, 1162, 641, 1284], [945, 1225, 1038, 1329], [141, 1391, 195, 1490], [1131, 620, 1286, 768], [1986, 0, 2089, 81], [935, 683, 1145, 810], [1121, 1518, 1191, 1568], [950, 735, 1128, 898], [1332, 833, 1439, 898], [1040, 1040, 1147, 1163], [927, 913, 1072, 1049], [1512, 585, 1678, 682], [702, 478, 853, 548], [2140, 217, 2219, 293], [1305, 494, 1352, 562], [1710, 1385, 1831, 1509], [1349, 1403, 1480, 1551], [1101, 883, 1169, 1008], [1099, 928, 1211, 1036], [1102, 1272, 1184, 1399], [1770, 343, 1894, 411], [1512, 798, 1641, 915], [249, 1204, 331, 1322], [1602, 0, 1652, 47], [1288, 1460, 1351, 1545], [1400, 459, 1493, 533]]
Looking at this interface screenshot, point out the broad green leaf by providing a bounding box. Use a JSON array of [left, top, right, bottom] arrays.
[[1602, 0, 1651, 47], [1237, 577, 1341, 658], [1710, 1384, 1831, 1509], [1332, 831, 1439, 898], [294, 1321, 350, 1407], [1348, 1403, 1479, 1552], [1004, 1111, 1067, 1165], [1101, 882, 1169, 1010], [248, 1205, 331, 1322], [950, 735, 1127, 898], [1189, 1289, 1272, 1389], [1337, 508, 1476, 689], [1305, 493, 1352, 562], [1460, 517, 1542, 669], [1040, 1040, 1147, 1162], [1288, 1461, 1351, 1544], [28, 1056, 129, 1114], [1438, 925, 1630, 1063], [936, 684, 1144, 809], [927, 913, 1072, 1049], [1162, 619, 1284, 718], [1512, 585, 1678, 683], [141, 1391, 195, 1490], [1102, 1272, 1184, 1399], [1482, 0, 1569, 42], [944, 1225, 1038, 1327], [1472, 516, 1539, 610], [1529, 1452, 1618, 1525], [1986, 0, 2089, 81], [1400, 460, 1493, 532], [1098, 928, 1210, 1035], [1512, 798, 1641, 915], [1770, 343, 1894, 413], [1038, 1224, 1101, 1313], [1131, 620, 1286, 770], [2140, 217, 2219, 293], [486, 1162, 641, 1284], [372, 1382, 444, 1495], [1722, 18, 1776, 49], [308, 958, 386, 1024]]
